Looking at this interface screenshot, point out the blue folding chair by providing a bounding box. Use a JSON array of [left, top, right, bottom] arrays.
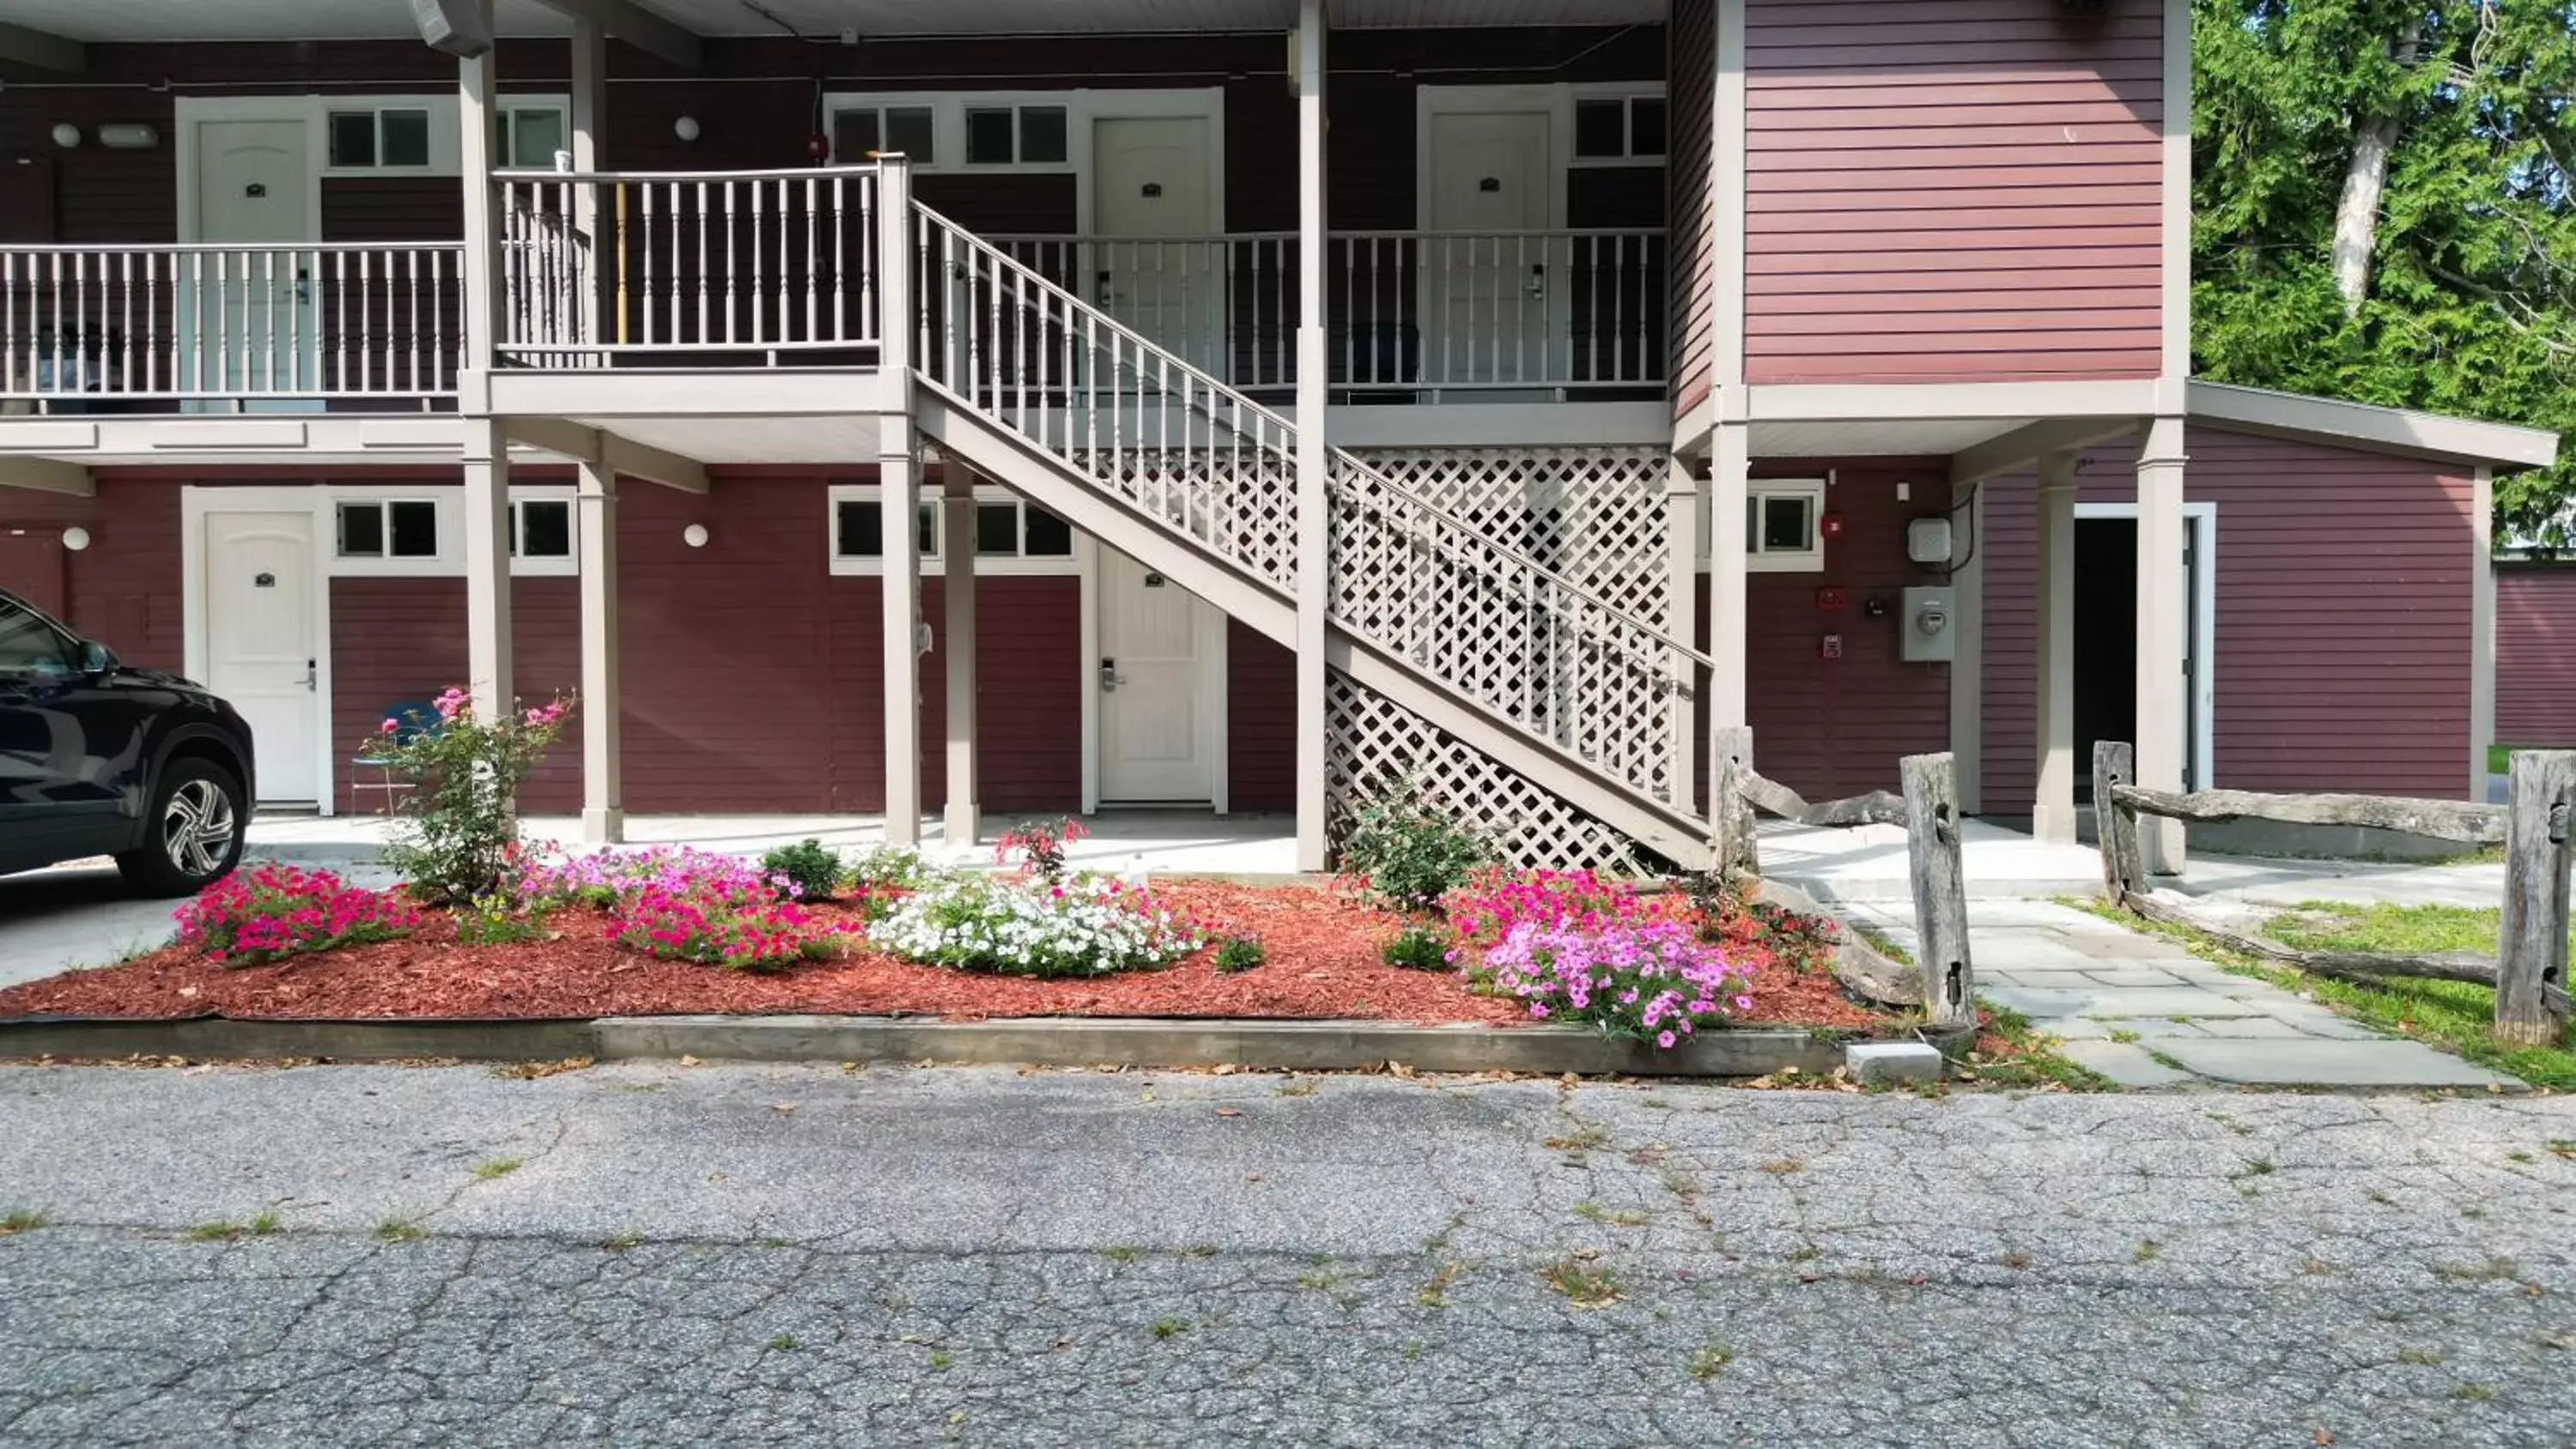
[[348, 696, 442, 816]]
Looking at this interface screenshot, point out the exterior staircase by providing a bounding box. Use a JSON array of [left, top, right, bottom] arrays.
[[905, 203, 1715, 869]]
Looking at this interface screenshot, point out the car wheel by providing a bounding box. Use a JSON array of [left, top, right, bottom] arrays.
[[117, 757, 247, 897]]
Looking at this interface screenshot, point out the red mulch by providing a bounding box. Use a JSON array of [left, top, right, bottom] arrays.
[[0, 880, 1885, 1030]]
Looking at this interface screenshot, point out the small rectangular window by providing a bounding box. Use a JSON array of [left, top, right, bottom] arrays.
[[1018, 106, 1068, 164], [966, 107, 1016, 165], [975, 502, 1019, 555], [1024, 506, 1072, 557], [834, 109, 882, 161], [1629, 97, 1667, 157], [328, 112, 376, 168], [337, 500, 386, 557], [1760, 495, 1812, 554], [884, 106, 935, 163], [380, 109, 431, 167], [1574, 99, 1625, 160], [519, 500, 572, 558], [507, 107, 565, 168], [837, 498, 882, 557], [387, 500, 440, 557]]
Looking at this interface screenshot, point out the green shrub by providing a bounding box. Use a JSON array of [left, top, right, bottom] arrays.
[[455, 894, 547, 945], [1380, 923, 1454, 972], [1213, 935, 1267, 973], [371, 689, 572, 906], [759, 839, 847, 902], [1334, 774, 1494, 912]]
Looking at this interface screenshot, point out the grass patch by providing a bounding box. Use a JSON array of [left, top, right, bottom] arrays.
[[1852, 924, 1914, 967], [2487, 743, 2573, 776], [0, 1210, 46, 1235], [1540, 1257, 1622, 1307], [1965, 1003, 2119, 1092], [1688, 1342, 1735, 1379], [2075, 899, 2576, 1091], [1150, 1318, 1188, 1340], [186, 1212, 281, 1242], [471, 1158, 523, 1180], [376, 1218, 427, 1244]]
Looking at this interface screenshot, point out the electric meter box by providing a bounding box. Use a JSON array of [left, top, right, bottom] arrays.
[[1901, 587, 1956, 663]]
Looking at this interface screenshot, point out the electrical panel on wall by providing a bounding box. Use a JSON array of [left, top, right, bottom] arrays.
[[1901, 587, 1955, 664]]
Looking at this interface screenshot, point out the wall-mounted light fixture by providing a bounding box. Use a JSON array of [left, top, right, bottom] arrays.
[[49, 124, 80, 149], [96, 124, 158, 149], [60, 526, 90, 552], [683, 524, 709, 549], [672, 115, 702, 142]]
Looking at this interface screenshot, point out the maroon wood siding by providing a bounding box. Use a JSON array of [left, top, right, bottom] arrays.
[[1668, 0, 1716, 420], [1980, 428, 2477, 810], [1741, 0, 2163, 385], [1229, 621, 1297, 812], [1740, 459, 1956, 800], [0, 478, 184, 668], [2498, 566, 2576, 746]]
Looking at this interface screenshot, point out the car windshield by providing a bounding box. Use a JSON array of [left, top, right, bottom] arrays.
[[0, 597, 78, 677]]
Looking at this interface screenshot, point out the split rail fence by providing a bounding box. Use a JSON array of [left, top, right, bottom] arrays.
[[2093, 742, 2575, 1046]]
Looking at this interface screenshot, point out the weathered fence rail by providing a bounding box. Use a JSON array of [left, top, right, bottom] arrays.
[[2094, 740, 2575, 1045], [1714, 729, 1973, 1034]]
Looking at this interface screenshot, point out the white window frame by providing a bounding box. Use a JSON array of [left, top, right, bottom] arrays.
[[507, 487, 579, 576], [1746, 478, 1829, 573], [826, 483, 1081, 577], [323, 484, 578, 579], [492, 100, 571, 170], [823, 88, 1224, 233], [959, 101, 1074, 170], [1566, 85, 1670, 168]]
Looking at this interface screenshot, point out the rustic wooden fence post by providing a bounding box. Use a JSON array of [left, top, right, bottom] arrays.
[[1712, 724, 1759, 882], [1901, 751, 1974, 1030], [2092, 741, 2142, 906], [2497, 749, 2576, 1047]]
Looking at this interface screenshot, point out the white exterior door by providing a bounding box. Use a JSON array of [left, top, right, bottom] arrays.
[[191, 118, 320, 401], [1425, 110, 1558, 386], [1098, 549, 1218, 803], [1091, 117, 1219, 373], [204, 511, 319, 803]]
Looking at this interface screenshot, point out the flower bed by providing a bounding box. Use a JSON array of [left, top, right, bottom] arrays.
[[870, 873, 1206, 979], [173, 864, 421, 968]]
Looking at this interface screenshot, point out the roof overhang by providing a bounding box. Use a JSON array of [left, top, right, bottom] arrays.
[[2184, 381, 2561, 474]]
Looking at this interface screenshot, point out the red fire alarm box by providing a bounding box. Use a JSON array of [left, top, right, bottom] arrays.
[[1815, 586, 1850, 613], [1820, 633, 1844, 661], [1819, 512, 1845, 541]]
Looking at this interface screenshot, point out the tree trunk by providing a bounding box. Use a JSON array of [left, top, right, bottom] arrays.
[[2331, 17, 2424, 318]]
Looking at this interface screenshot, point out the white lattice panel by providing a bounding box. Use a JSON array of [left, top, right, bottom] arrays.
[[1327, 671, 1645, 874]]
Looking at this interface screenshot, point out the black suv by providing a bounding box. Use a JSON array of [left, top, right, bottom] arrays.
[[0, 588, 255, 894]]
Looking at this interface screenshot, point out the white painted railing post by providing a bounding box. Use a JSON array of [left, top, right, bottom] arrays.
[[878, 155, 922, 847], [1292, 0, 1330, 874], [2032, 451, 2081, 844], [1665, 456, 1699, 821], [2135, 414, 2190, 875], [568, 15, 605, 353], [576, 452, 623, 844], [457, 0, 502, 376]]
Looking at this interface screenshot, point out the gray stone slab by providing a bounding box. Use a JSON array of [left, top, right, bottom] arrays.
[[2062, 932, 2204, 961], [2078, 967, 2194, 988], [2055, 1040, 2195, 1088], [2180, 1016, 2332, 1040], [2151, 1037, 2515, 1089], [1982, 985, 2268, 1021]]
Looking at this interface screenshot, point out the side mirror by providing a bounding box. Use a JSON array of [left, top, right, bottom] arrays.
[[78, 641, 116, 677]]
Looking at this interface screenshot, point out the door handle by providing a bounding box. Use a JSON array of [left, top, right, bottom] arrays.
[[295, 268, 313, 305], [305, 658, 318, 692], [1527, 264, 1546, 300], [1097, 270, 1115, 305], [1099, 658, 1121, 693]]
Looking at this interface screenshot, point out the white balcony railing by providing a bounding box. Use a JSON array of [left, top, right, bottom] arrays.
[[981, 227, 1668, 395], [497, 165, 881, 364], [0, 243, 463, 403]]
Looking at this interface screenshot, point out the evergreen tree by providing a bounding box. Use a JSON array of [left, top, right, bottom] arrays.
[[2194, 0, 2575, 545]]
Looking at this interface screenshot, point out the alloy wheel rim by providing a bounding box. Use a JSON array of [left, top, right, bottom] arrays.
[[162, 779, 237, 879]]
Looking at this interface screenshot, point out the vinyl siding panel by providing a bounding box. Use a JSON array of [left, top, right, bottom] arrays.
[[1228, 621, 1297, 812], [1980, 428, 2476, 810], [1668, 0, 1716, 420], [1742, 0, 2162, 385], [2498, 567, 2576, 746]]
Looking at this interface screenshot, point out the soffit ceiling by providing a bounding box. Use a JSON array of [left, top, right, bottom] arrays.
[[0, 0, 1665, 44]]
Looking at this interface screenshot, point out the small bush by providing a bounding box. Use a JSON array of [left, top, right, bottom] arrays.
[[1380, 923, 1453, 972], [1213, 935, 1267, 973], [371, 688, 572, 906], [995, 816, 1089, 882], [871, 873, 1206, 979], [455, 894, 547, 946], [173, 864, 422, 968], [848, 844, 933, 893], [1334, 774, 1494, 912], [759, 839, 846, 901]]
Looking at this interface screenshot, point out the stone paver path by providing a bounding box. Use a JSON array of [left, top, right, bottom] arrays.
[[1839, 899, 2517, 1090]]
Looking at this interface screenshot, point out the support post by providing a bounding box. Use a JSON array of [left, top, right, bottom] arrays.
[[2470, 467, 2496, 800], [1712, 724, 1757, 882], [2031, 452, 2081, 844], [1665, 458, 1699, 822], [462, 416, 512, 721], [1704, 422, 1750, 803], [877, 155, 921, 848], [457, 0, 501, 375], [1291, 0, 1330, 874], [943, 470, 980, 849], [575, 457, 621, 843], [2496, 750, 2575, 1046], [568, 15, 605, 350], [1902, 751, 1974, 1030], [2092, 740, 2142, 904], [2134, 416, 2189, 875]]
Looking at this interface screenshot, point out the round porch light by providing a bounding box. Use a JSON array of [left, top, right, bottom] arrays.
[[682, 524, 709, 549], [60, 526, 89, 551], [672, 115, 701, 142], [49, 123, 80, 149]]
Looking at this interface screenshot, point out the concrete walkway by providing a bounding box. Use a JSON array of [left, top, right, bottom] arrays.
[[1840, 898, 2518, 1091]]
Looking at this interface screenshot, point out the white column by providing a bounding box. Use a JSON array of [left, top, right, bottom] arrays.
[[2135, 416, 2189, 873], [576, 457, 622, 843], [1291, 0, 1330, 874], [1665, 457, 1699, 815], [2470, 466, 2496, 800], [943, 470, 980, 847], [1947, 481, 1985, 814], [462, 416, 513, 720], [2031, 451, 2081, 844], [1705, 422, 1750, 735], [568, 15, 605, 350], [878, 155, 921, 846], [457, 0, 501, 375]]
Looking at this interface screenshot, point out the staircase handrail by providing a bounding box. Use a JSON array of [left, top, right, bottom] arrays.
[[911, 199, 1715, 675]]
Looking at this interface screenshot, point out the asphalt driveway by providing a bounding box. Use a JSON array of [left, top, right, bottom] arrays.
[[0, 864, 186, 991]]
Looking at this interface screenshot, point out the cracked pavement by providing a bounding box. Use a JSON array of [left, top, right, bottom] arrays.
[[2, 1061, 2574, 1446]]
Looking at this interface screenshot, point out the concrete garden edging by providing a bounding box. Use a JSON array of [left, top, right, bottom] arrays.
[[0, 1014, 1851, 1078]]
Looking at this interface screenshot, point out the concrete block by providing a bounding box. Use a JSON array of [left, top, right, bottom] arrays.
[[1845, 1041, 1946, 1085]]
